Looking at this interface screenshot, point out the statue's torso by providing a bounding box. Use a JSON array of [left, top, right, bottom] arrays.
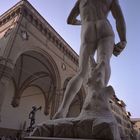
[[79, 0, 115, 40], [79, 0, 113, 22]]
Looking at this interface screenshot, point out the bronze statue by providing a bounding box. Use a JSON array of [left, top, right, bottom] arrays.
[[28, 106, 41, 131]]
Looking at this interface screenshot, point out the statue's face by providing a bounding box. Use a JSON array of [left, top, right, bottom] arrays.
[[32, 106, 36, 110]]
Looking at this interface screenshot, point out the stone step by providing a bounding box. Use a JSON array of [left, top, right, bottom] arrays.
[[24, 137, 101, 140]]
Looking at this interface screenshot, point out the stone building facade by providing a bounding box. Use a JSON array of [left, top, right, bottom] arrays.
[[0, 0, 85, 136], [131, 118, 140, 140], [110, 95, 133, 140]]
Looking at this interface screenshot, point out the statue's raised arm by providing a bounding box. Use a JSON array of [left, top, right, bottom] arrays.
[[67, 0, 81, 25], [111, 0, 127, 56]]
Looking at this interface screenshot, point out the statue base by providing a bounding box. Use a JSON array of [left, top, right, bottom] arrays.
[[30, 86, 121, 140]]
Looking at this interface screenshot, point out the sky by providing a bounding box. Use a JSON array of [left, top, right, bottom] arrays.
[[0, 0, 140, 118]]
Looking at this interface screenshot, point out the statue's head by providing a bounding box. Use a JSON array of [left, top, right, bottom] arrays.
[[32, 105, 37, 110]]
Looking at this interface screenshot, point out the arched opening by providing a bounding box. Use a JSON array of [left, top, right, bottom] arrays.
[[0, 81, 49, 130], [11, 50, 60, 117]]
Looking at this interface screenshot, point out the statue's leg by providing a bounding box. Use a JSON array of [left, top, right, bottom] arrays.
[[97, 36, 114, 87], [53, 22, 97, 119], [53, 45, 94, 119]]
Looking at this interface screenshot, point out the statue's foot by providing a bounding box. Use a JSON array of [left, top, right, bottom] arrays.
[[53, 112, 64, 119], [53, 110, 67, 119]]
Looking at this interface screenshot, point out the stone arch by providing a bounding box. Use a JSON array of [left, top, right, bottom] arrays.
[[11, 50, 61, 116], [63, 77, 86, 117], [12, 47, 61, 88]]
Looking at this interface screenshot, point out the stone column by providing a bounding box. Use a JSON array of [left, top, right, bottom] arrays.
[[0, 77, 9, 121], [0, 59, 14, 121]]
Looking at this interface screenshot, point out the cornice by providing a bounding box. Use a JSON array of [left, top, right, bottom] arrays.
[[0, 0, 24, 25], [0, 7, 21, 27], [0, 0, 79, 65]]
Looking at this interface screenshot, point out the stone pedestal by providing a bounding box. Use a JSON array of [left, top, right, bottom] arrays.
[[30, 86, 121, 140]]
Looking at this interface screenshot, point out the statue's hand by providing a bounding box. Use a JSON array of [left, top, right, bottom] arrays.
[[113, 41, 127, 57], [73, 19, 81, 25], [67, 18, 81, 25]]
